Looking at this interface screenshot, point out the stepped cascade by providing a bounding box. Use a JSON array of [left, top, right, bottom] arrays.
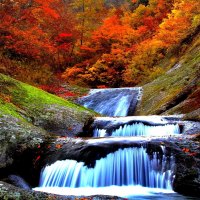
[[93, 123, 180, 137], [37, 88, 179, 198], [39, 147, 174, 189]]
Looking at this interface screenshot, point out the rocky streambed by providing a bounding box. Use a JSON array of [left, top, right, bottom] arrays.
[[0, 116, 200, 199]]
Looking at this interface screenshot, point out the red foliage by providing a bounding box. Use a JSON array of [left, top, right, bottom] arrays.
[[35, 155, 41, 163], [58, 33, 73, 38], [1, 0, 198, 87], [39, 85, 64, 93], [97, 85, 108, 89], [39, 84, 76, 98], [182, 148, 190, 153], [182, 148, 198, 157], [0, 0, 77, 69], [58, 91, 75, 97]]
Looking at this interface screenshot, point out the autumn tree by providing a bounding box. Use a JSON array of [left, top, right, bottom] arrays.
[[63, 0, 176, 86], [123, 0, 200, 85], [0, 0, 77, 71], [70, 0, 107, 45]]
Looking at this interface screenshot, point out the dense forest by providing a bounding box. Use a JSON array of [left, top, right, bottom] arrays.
[[1, 0, 199, 88]]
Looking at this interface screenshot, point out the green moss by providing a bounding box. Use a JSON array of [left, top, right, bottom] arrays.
[[0, 73, 97, 137], [0, 73, 95, 114], [0, 99, 25, 120]]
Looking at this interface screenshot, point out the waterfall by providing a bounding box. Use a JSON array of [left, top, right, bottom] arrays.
[[36, 87, 181, 198], [93, 123, 180, 137], [39, 147, 174, 190], [77, 88, 141, 116]]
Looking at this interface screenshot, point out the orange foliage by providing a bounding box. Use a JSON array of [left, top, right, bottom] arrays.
[[63, 0, 179, 86], [0, 0, 77, 70], [1, 0, 199, 87], [55, 144, 62, 149], [182, 148, 198, 157]]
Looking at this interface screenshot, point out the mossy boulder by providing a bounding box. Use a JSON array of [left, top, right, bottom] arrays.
[[0, 73, 97, 187], [0, 73, 96, 136]]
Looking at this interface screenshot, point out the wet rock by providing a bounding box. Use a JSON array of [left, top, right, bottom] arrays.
[[88, 116, 200, 136], [0, 114, 50, 187], [8, 175, 31, 190], [43, 137, 171, 168], [171, 135, 200, 197], [183, 108, 200, 122], [32, 104, 94, 137], [182, 120, 200, 135]]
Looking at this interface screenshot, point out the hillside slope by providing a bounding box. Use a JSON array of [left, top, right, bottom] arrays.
[[135, 33, 200, 119], [0, 73, 96, 135], [0, 73, 96, 184]]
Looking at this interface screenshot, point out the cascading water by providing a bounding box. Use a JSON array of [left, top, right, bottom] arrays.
[[77, 88, 142, 116], [39, 147, 174, 189], [93, 123, 180, 137], [35, 88, 183, 198]]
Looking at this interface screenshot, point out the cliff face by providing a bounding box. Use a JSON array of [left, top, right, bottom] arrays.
[[135, 33, 200, 118]]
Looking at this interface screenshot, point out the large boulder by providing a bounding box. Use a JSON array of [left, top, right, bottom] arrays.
[[0, 113, 49, 186], [0, 73, 96, 136], [0, 73, 96, 187], [172, 134, 200, 197]]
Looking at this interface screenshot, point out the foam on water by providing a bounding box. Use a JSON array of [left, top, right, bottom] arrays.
[[94, 123, 180, 137], [34, 185, 175, 198]]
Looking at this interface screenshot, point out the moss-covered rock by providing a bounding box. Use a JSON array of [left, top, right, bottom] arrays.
[[0, 73, 97, 136], [0, 114, 47, 169], [135, 35, 200, 116], [0, 73, 97, 187]]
